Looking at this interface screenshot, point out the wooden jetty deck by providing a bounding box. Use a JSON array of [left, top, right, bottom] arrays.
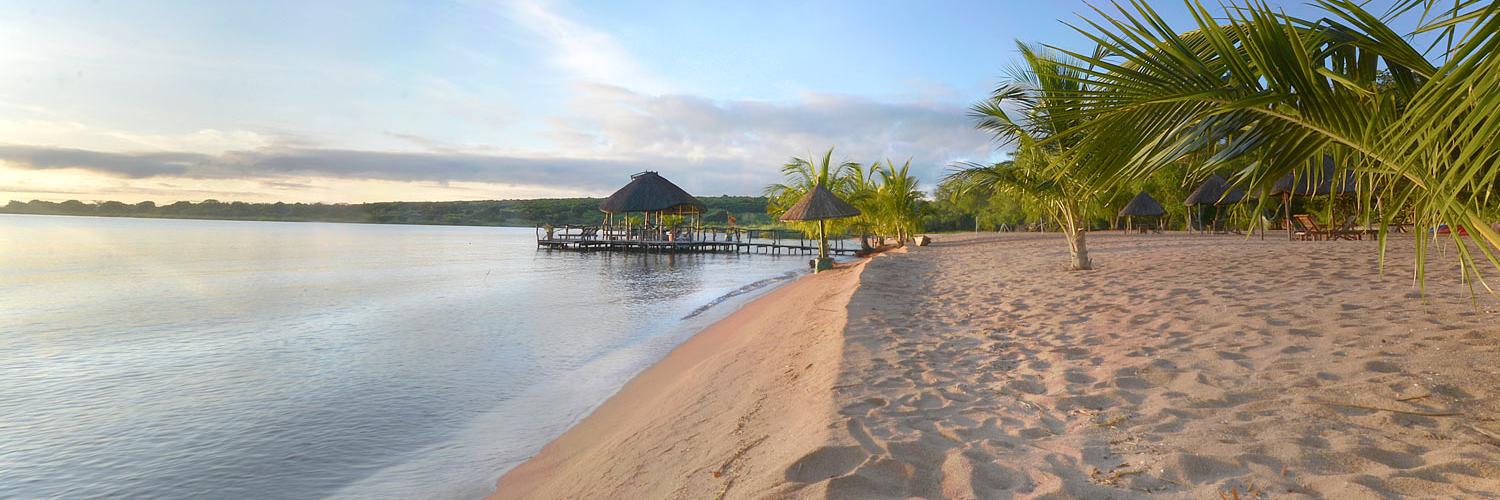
[[535, 224, 856, 255]]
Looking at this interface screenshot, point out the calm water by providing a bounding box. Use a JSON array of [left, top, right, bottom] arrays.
[[0, 214, 807, 499]]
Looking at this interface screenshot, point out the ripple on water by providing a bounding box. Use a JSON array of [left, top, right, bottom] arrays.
[[0, 215, 806, 499]]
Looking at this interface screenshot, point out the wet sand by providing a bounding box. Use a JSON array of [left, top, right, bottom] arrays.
[[494, 233, 1500, 498], [491, 253, 877, 499]]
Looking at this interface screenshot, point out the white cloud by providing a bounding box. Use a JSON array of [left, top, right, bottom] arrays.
[[0, 0, 1002, 202], [0, 118, 274, 155], [505, 0, 668, 93], [552, 84, 995, 192]]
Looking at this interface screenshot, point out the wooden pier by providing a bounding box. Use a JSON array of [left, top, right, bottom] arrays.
[[535, 224, 856, 255]]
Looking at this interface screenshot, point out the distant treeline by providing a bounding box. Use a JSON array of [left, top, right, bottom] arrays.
[[1, 196, 777, 227]]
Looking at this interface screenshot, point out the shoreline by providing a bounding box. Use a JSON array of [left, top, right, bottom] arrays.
[[486, 232, 1500, 498], [0, 212, 800, 233], [489, 254, 879, 499]]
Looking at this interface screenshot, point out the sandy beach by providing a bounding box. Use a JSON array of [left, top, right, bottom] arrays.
[[493, 232, 1500, 498]]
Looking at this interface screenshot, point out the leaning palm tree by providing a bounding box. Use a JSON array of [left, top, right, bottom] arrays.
[[952, 157, 1097, 270], [1049, 0, 1500, 288], [949, 43, 1108, 270]]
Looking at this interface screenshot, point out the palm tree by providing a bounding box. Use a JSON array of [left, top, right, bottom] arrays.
[[949, 43, 1107, 270], [765, 147, 859, 211], [951, 158, 1097, 270], [1048, 0, 1500, 286], [765, 147, 864, 238], [767, 149, 927, 248], [872, 159, 923, 244], [843, 160, 884, 248]]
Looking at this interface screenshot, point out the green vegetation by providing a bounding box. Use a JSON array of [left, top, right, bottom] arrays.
[[934, 1, 1500, 282], [948, 44, 1111, 270], [868, 159, 923, 243], [764, 147, 925, 247], [1056, 0, 1500, 283], [0, 196, 775, 227]]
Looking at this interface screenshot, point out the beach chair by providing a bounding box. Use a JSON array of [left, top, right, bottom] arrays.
[[1291, 214, 1325, 241], [1331, 216, 1365, 241]]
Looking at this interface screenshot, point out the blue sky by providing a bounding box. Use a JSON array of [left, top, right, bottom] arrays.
[[0, 0, 1341, 202]]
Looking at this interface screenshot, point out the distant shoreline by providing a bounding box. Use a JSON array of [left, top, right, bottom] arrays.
[[0, 211, 539, 229], [0, 195, 775, 228]]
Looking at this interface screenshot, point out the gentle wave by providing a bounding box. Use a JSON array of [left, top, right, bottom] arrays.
[[681, 270, 800, 320], [0, 215, 810, 499]]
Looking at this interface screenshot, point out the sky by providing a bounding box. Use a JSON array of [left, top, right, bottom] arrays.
[[0, 0, 1338, 203]]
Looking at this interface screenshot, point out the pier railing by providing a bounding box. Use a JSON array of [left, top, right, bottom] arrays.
[[534, 223, 857, 255]]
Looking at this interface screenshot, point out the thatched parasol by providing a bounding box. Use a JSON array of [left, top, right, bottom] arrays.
[[1118, 191, 1165, 217], [1184, 174, 1247, 206], [1184, 174, 1248, 233], [1266, 156, 1358, 239], [778, 184, 860, 269], [779, 184, 860, 222], [1117, 191, 1165, 233], [1269, 156, 1357, 197]]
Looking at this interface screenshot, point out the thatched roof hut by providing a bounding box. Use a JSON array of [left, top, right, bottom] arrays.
[[1118, 191, 1166, 218], [778, 184, 861, 222], [599, 171, 705, 214], [1269, 156, 1357, 196], [1184, 174, 1247, 206]]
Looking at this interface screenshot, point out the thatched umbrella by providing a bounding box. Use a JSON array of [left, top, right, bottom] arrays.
[[1117, 191, 1165, 232], [599, 171, 705, 239], [1185, 174, 1247, 206], [1266, 156, 1357, 239], [1268, 157, 1357, 197], [778, 184, 860, 270], [1184, 174, 1248, 232]]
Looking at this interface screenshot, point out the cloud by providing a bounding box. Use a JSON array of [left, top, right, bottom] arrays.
[[0, 85, 996, 198], [554, 85, 996, 189], [1, 0, 1004, 203], [0, 144, 636, 192], [0, 146, 210, 178], [505, 0, 668, 93]]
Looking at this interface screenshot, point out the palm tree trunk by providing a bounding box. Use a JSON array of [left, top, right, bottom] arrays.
[[1057, 201, 1092, 270], [818, 219, 828, 260], [1068, 229, 1092, 270]]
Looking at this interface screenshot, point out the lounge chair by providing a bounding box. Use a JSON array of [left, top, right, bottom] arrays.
[[1291, 214, 1325, 241], [1331, 216, 1366, 241]]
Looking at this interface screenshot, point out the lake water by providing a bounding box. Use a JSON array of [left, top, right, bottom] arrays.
[[0, 214, 809, 499]]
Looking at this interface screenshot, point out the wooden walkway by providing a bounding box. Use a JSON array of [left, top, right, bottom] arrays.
[[535, 224, 856, 255], [536, 238, 854, 255]]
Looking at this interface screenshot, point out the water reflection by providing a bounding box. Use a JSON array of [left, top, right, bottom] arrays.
[[0, 215, 805, 499]]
